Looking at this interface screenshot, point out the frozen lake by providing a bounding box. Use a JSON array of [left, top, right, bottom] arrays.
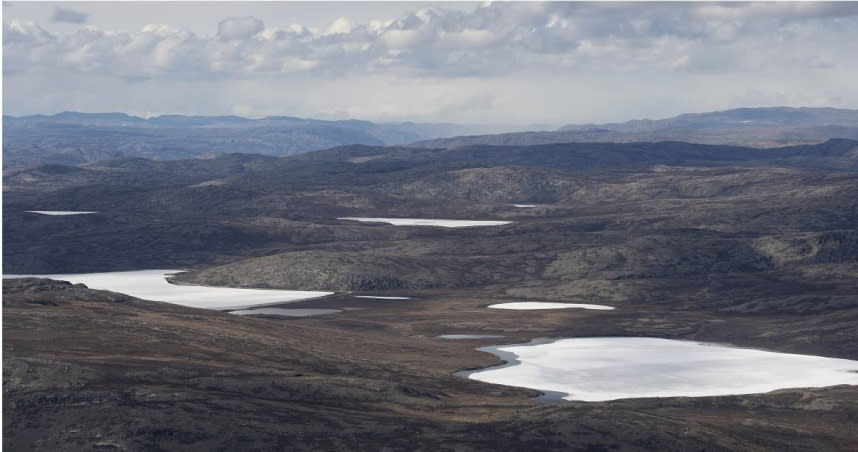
[[229, 308, 341, 317], [26, 210, 97, 215], [3, 270, 333, 311], [338, 217, 512, 227], [460, 337, 858, 402], [488, 302, 615, 311]]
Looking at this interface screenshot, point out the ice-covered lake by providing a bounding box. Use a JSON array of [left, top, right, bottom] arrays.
[[488, 302, 615, 311], [3, 270, 333, 311], [338, 217, 512, 227], [460, 337, 858, 402], [26, 210, 98, 215], [229, 308, 341, 317]]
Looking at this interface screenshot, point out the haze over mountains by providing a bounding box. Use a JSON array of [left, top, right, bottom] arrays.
[[413, 107, 858, 149], [1, 112, 497, 168], [5, 107, 857, 169]]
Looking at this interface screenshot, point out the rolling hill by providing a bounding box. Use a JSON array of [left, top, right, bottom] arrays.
[[412, 107, 858, 149], [1, 112, 490, 168]]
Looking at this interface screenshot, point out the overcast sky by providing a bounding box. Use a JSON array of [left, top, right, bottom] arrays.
[[4, 1, 858, 125]]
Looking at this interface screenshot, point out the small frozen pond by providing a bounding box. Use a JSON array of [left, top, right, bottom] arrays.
[[488, 302, 615, 311], [439, 334, 505, 340], [26, 210, 98, 216], [460, 337, 858, 402], [2, 270, 332, 311], [338, 217, 512, 228], [229, 308, 341, 317], [355, 295, 412, 300]]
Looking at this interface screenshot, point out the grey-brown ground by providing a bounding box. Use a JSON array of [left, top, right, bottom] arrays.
[[4, 139, 858, 450], [4, 278, 858, 451]]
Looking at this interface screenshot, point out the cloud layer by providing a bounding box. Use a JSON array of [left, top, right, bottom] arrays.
[[4, 2, 858, 123]]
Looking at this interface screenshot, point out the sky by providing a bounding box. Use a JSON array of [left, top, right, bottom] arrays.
[[3, 1, 858, 126]]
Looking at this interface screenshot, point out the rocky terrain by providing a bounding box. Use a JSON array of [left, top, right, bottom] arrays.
[[4, 136, 858, 449], [5, 278, 858, 451]]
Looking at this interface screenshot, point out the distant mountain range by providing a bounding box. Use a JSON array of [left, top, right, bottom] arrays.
[[1, 112, 493, 168], [412, 107, 858, 149], [4, 107, 858, 168], [559, 107, 858, 132]]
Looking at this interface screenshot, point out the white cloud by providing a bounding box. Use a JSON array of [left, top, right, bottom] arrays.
[[3, 2, 858, 122], [325, 17, 353, 35], [4, 20, 53, 44], [7, 3, 858, 78], [217, 16, 264, 40]]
